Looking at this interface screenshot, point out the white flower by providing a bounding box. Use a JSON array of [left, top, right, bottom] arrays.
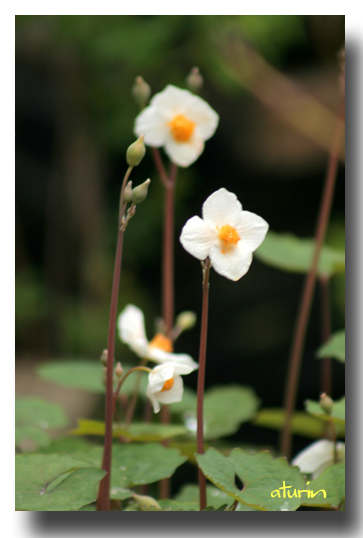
[[180, 188, 269, 281], [292, 439, 345, 479], [134, 84, 219, 167], [117, 304, 198, 370], [146, 362, 194, 413]]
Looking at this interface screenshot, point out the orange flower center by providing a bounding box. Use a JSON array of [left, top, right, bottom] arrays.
[[149, 333, 173, 353], [160, 377, 174, 392], [218, 224, 240, 254], [168, 114, 196, 142]]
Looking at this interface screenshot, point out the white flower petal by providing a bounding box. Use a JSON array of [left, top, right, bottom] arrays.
[[186, 98, 219, 140], [134, 107, 169, 146], [151, 85, 195, 116], [118, 304, 149, 357], [164, 136, 204, 167], [236, 211, 269, 253], [148, 347, 199, 370], [209, 241, 253, 281], [154, 374, 183, 405], [291, 440, 337, 474], [180, 216, 216, 260], [202, 188, 243, 228]]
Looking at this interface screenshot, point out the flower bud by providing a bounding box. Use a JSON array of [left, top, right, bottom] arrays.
[[100, 349, 108, 366], [320, 393, 334, 415], [133, 494, 161, 511], [126, 135, 146, 167], [115, 362, 123, 377], [131, 178, 151, 204], [123, 181, 133, 203], [186, 67, 203, 94], [176, 311, 197, 331], [132, 76, 151, 109]]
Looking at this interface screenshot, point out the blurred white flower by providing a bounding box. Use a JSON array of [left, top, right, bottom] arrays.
[[118, 304, 198, 370], [134, 84, 219, 167], [180, 188, 269, 281], [146, 362, 194, 413], [292, 439, 345, 479]]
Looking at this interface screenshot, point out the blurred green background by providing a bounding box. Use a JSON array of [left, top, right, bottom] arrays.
[[15, 15, 345, 450]]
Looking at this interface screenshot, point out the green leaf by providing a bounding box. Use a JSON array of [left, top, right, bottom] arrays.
[[172, 384, 260, 440], [15, 427, 51, 449], [38, 436, 92, 454], [302, 462, 345, 508], [15, 397, 68, 430], [37, 360, 106, 393], [317, 331, 345, 363], [197, 448, 307, 511], [15, 453, 105, 511], [70, 443, 187, 500], [253, 408, 332, 438], [305, 398, 345, 427], [71, 419, 187, 441], [255, 231, 345, 277]]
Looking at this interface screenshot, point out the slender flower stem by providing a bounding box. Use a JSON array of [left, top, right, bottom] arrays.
[[320, 275, 332, 396], [197, 258, 211, 511], [280, 95, 345, 459], [124, 359, 148, 426], [97, 166, 133, 511]]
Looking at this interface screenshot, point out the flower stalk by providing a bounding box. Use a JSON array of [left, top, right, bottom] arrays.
[[196, 258, 211, 511], [280, 93, 345, 459]]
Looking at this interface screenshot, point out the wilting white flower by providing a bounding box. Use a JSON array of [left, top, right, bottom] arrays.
[[146, 362, 194, 413], [118, 304, 198, 370], [180, 188, 269, 281], [292, 439, 345, 479], [134, 84, 219, 167]]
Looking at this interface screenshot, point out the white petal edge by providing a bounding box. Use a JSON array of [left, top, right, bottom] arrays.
[[164, 136, 204, 167], [235, 211, 269, 253], [202, 188, 243, 228], [134, 107, 169, 147], [291, 440, 337, 473], [117, 304, 149, 357], [180, 216, 216, 260], [209, 241, 253, 281]]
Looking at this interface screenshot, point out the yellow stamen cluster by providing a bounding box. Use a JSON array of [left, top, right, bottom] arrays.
[[149, 333, 173, 353], [168, 114, 196, 142], [218, 224, 240, 254], [160, 377, 174, 392]]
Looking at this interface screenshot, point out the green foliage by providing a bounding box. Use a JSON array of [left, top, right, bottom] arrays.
[[302, 462, 345, 508], [196, 447, 306, 511], [305, 397, 345, 428], [15, 397, 68, 450], [172, 384, 260, 440], [317, 330, 345, 363], [15, 453, 105, 511], [71, 419, 187, 441], [255, 231, 345, 277]]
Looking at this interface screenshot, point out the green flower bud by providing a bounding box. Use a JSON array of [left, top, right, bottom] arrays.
[[186, 67, 203, 94], [115, 362, 123, 377], [126, 135, 146, 167], [176, 311, 197, 331], [133, 494, 161, 511], [100, 349, 108, 366], [123, 181, 133, 203], [320, 393, 334, 415], [132, 76, 151, 109], [131, 178, 151, 204]]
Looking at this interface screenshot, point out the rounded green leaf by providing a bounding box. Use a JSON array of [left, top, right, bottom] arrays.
[[305, 397, 345, 427], [255, 231, 345, 276], [302, 462, 345, 508], [37, 360, 106, 393], [15, 397, 68, 430], [317, 331, 345, 363]]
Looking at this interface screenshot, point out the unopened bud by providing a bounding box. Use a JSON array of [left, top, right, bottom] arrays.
[[124, 181, 133, 203], [320, 393, 334, 415], [115, 362, 123, 377], [133, 494, 161, 511], [131, 178, 151, 204], [176, 311, 197, 331], [186, 67, 203, 94], [126, 135, 146, 167], [132, 76, 151, 109], [100, 349, 108, 366]]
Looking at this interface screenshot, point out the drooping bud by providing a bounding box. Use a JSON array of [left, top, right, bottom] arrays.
[[126, 135, 146, 167], [100, 349, 108, 366], [131, 178, 151, 204], [133, 494, 161, 511], [132, 76, 151, 109], [176, 311, 197, 331], [123, 181, 133, 203], [115, 362, 123, 377], [186, 67, 203, 94], [320, 393, 334, 415]]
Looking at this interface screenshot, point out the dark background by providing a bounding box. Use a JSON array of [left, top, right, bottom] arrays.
[[15, 15, 345, 457]]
